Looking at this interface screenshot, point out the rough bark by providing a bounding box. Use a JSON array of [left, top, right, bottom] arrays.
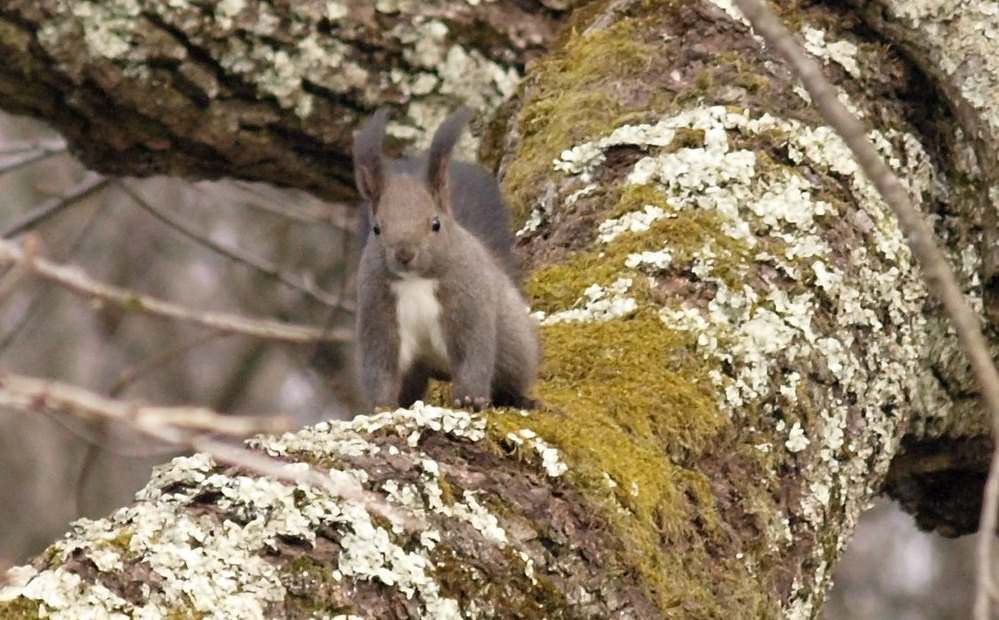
[[1, 0, 997, 618], [852, 0, 999, 537], [0, 0, 563, 200]]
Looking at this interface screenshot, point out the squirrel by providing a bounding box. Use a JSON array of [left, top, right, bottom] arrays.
[[352, 107, 540, 411]]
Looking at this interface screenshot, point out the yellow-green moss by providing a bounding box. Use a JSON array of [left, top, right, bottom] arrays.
[[485, 312, 770, 615], [106, 529, 133, 555], [431, 545, 569, 616], [685, 51, 774, 107], [527, 200, 754, 314], [503, 14, 663, 222], [436, 472, 458, 507], [164, 611, 207, 620], [281, 556, 353, 617], [0, 598, 40, 620]]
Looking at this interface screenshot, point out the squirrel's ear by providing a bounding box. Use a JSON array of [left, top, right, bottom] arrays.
[[427, 107, 473, 212], [353, 108, 389, 210]]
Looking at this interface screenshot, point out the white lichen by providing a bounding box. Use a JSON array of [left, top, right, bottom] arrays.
[[535, 278, 637, 325], [785, 422, 811, 453], [801, 27, 862, 78], [625, 249, 673, 272], [553, 102, 935, 617], [2, 402, 554, 619]]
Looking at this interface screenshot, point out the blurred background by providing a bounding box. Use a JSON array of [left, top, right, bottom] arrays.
[[0, 111, 976, 618], [0, 111, 360, 563]]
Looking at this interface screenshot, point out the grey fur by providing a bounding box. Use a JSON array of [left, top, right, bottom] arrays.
[[358, 157, 518, 277], [353, 108, 539, 410]]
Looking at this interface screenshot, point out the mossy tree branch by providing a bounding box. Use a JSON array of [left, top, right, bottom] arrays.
[[2, 0, 999, 618], [0, 0, 563, 200]]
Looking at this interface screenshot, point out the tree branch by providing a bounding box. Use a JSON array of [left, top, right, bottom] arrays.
[[117, 181, 348, 309], [0, 142, 65, 175], [0, 238, 348, 344], [1, 173, 110, 238], [730, 2, 999, 618], [0, 371, 414, 530], [0, 3, 560, 198]]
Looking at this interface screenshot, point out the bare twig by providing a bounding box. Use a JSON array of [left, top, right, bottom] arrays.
[[0, 144, 66, 175], [230, 181, 357, 230], [0, 234, 39, 303], [0, 372, 290, 436], [118, 182, 348, 309], [109, 332, 230, 397], [0, 371, 418, 531], [730, 2, 999, 618], [0, 197, 110, 353], [0, 138, 66, 157], [0, 237, 350, 344], [2, 173, 110, 238]]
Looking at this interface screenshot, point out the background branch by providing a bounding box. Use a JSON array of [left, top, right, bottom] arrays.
[[118, 182, 349, 310], [0, 371, 416, 530], [1, 173, 109, 238], [0, 237, 348, 344]]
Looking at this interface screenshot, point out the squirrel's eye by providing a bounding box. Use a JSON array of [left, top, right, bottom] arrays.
[[372, 224, 381, 236], [431, 216, 441, 232]]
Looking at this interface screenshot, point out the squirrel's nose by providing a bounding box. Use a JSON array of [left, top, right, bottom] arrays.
[[395, 247, 415, 265]]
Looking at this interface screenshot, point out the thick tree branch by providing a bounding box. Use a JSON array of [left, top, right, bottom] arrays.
[[731, 2, 999, 617], [0, 1, 562, 200], [2, 1, 995, 617]]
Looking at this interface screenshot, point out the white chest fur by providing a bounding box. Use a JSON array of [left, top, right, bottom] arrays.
[[391, 278, 448, 372]]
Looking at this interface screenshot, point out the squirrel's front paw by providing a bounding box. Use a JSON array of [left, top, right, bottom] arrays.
[[454, 394, 490, 411]]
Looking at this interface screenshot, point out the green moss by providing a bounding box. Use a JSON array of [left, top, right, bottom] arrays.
[[41, 544, 61, 568], [527, 195, 753, 314], [503, 14, 665, 223], [164, 611, 206, 620], [0, 598, 40, 620], [485, 312, 771, 615], [431, 546, 568, 617], [106, 529, 133, 554], [606, 183, 672, 219], [281, 556, 353, 617], [712, 52, 773, 95], [500, 168, 773, 613], [436, 472, 458, 507]]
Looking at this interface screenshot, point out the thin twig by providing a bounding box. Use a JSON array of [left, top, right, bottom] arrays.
[[0, 144, 66, 175], [109, 332, 230, 397], [118, 181, 348, 309], [730, 2, 999, 618], [0, 237, 350, 344], [0, 197, 110, 353], [0, 138, 66, 157], [2, 174, 110, 238], [13, 372, 253, 515], [0, 372, 290, 436], [0, 234, 39, 303], [0, 370, 418, 531], [230, 181, 357, 230]]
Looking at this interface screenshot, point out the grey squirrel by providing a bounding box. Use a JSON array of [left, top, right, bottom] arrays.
[[353, 107, 540, 411]]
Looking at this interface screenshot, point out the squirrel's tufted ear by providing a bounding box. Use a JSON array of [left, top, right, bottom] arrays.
[[353, 108, 389, 211], [427, 107, 473, 213]]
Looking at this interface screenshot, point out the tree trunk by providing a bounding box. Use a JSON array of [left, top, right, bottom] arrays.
[[1, 0, 996, 618]]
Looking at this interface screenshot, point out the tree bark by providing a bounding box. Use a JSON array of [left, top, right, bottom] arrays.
[[852, 0, 999, 537], [0, 0, 562, 200], [1, 0, 997, 618]]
